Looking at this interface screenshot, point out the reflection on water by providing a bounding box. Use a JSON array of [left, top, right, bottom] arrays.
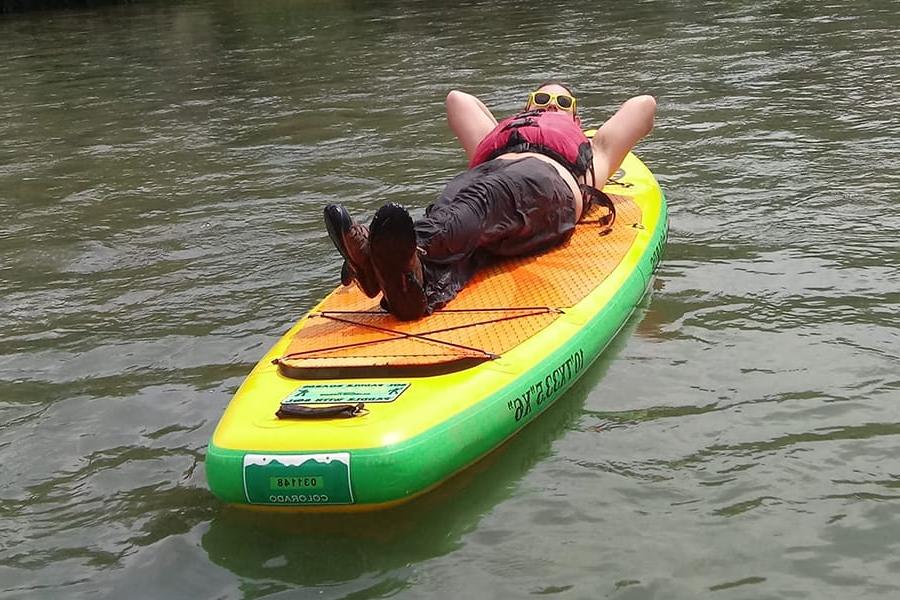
[[2, 0, 899, 598]]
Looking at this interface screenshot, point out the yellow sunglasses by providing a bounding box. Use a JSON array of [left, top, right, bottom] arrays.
[[527, 91, 577, 112]]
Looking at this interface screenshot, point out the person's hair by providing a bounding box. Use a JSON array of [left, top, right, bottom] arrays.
[[536, 80, 575, 96]]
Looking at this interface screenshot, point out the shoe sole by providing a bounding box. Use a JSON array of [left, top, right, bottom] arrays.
[[324, 204, 353, 262], [369, 204, 427, 321]]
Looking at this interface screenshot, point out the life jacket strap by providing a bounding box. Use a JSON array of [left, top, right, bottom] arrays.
[[579, 184, 616, 236]]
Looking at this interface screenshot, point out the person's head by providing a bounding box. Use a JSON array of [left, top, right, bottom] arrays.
[[524, 80, 577, 117]]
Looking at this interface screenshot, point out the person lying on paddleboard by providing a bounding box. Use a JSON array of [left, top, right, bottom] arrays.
[[324, 81, 656, 321]]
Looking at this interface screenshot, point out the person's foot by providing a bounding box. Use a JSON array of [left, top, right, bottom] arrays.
[[323, 204, 380, 298], [369, 203, 428, 321]]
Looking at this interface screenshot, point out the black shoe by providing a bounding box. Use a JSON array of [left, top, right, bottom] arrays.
[[324, 204, 380, 298], [369, 203, 428, 321]]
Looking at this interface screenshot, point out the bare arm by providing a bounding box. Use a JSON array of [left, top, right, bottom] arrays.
[[591, 95, 657, 182], [446, 90, 498, 161]]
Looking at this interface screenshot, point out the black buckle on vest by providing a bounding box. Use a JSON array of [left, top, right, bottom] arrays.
[[502, 117, 537, 131]]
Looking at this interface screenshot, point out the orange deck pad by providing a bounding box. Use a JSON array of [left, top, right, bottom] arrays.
[[278, 194, 641, 378]]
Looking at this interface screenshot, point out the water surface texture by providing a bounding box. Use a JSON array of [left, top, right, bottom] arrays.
[[2, 0, 898, 598]]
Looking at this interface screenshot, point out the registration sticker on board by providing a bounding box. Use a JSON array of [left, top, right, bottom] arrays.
[[280, 382, 409, 405], [243, 453, 353, 505]]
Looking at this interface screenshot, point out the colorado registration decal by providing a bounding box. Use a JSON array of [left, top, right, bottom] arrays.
[[242, 453, 353, 505]]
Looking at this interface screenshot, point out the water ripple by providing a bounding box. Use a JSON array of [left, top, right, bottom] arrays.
[[2, 0, 899, 598]]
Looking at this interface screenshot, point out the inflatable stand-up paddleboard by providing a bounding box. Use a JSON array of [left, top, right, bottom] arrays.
[[206, 151, 667, 510]]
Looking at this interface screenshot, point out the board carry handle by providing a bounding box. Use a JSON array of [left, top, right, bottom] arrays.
[[276, 402, 366, 419]]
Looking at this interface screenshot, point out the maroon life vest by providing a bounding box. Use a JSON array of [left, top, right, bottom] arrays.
[[469, 109, 616, 232], [469, 110, 594, 180]]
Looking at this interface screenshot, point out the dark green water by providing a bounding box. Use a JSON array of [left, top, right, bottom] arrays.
[[2, 0, 898, 598]]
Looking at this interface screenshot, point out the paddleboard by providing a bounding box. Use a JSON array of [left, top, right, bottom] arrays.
[[206, 151, 667, 510]]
